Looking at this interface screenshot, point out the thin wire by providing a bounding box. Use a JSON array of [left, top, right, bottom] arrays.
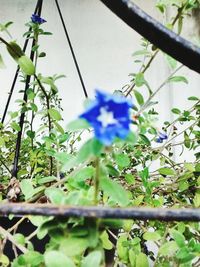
[[1, 0, 42, 124], [54, 0, 88, 98], [12, 0, 43, 177]]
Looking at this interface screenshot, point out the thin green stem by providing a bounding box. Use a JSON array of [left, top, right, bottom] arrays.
[[94, 157, 100, 205]]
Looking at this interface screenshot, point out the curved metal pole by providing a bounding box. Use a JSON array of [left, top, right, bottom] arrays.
[[100, 0, 200, 74]]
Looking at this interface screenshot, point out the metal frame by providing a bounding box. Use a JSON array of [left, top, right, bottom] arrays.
[[100, 0, 200, 74]]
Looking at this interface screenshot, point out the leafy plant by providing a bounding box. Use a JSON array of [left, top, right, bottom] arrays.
[[0, 2, 199, 266]]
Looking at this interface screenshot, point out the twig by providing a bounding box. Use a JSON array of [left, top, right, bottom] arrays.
[[0, 225, 28, 254]]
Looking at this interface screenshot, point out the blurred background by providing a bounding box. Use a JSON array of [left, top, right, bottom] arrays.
[[0, 0, 199, 160]]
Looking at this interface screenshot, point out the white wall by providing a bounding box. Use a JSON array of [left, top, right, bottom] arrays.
[[0, 0, 199, 160]]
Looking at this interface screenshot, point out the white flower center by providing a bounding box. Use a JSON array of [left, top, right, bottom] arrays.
[[97, 107, 117, 128]]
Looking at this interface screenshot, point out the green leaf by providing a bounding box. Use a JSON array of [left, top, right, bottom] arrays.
[[143, 231, 161, 241], [165, 54, 177, 69], [135, 253, 149, 267], [66, 119, 90, 132], [135, 73, 146, 87], [170, 230, 185, 248], [38, 176, 57, 184], [100, 231, 113, 250], [124, 174, 135, 185], [159, 241, 178, 256], [73, 166, 94, 181], [100, 176, 129, 206], [0, 254, 9, 266], [54, 121, 65, 134], [0, 54, 5, 68], [11, 122, 21, 132], [13, 233, 25, 245], [7, 41, 24, 60], [44, 251, 75, 267], [0, 137, 5, 147], [81, 251, 102, 267], [48, 108, 62, 121], [139, 134, 151, 146], [45, 188, 65, 204], [117, 234, 129, 262], [188, 96, 199, 101], [158, 168, 175, 176], [18, 55, 35, 75], [134, 90, 144, 105], [59, 237, 88, 256], [115, 153, 130, 168], [20, 179, 34, 200], [171, 108, 181, 114], [132, 50, 151, 57], [168, 76, 188, 84]]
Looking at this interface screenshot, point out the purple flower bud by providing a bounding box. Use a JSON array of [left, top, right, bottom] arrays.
[[31, 14, 46, 24]]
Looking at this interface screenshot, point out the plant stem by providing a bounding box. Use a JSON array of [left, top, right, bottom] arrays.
[[136, 64, 183, 116], [94, 157, 100, 205], [34, 74, 53, 175], [0, 225, 28, 254]]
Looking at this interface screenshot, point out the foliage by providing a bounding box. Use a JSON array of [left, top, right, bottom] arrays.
[[0, 2, 200, 266]]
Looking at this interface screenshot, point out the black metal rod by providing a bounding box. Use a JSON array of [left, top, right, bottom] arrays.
[[12, 0, 43, 177], [54, 0, 88, 98], [100, 0, 200, 74], [0, 203, 199, 221], [1, 0, 43, 124]]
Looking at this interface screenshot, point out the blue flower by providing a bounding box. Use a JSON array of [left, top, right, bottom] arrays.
[[155, 132, 168, 143], [31, 14, 46, 24], [79, 90, 133, 145]]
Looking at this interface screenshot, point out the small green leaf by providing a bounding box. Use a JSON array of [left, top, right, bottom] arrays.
[[134, 90, 144, 105], [20, 179, 34, 200], [165, 54, 177, 69], [0, 137, 5, 147], [159, 241, 178, 256], [135, 253, 149, 267], [168, 76, 188, 84], [100, 176, 129, 206], [66, 119, 90, 132], [11, 122, 21, 132], [132, 50, 151, 57], [48, 108, 62, 121], [100, 231, 113, 250], [124, 174, 135, 185], [135, 73, 145, 87], [115, 153, 130, 168], [44, 251, 75, 267], [117, 234, 129, 262], [171, 108, 181, 114], [38, 176, 57, 184], [18, 55, 35, 75], [139, 134, 151, 146], [13, 233, 25, 245], [143, 231, 161, 241], [73, 166, 94, 181], [45, 188, 65, 204], [188, 96, 199, 101], [170, 230, 185, 248], [60, 237, 88, 257], [158, 168, 175, 176], [81, 251, 102, 267], [0, 254, 9, 266], [0, 54, 5, 68]]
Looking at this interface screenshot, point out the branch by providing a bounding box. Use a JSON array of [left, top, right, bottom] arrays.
[[0, 225, 28, 254]]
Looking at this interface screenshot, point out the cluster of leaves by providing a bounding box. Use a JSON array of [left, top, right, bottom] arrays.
[[0, 2, 200, 267]]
